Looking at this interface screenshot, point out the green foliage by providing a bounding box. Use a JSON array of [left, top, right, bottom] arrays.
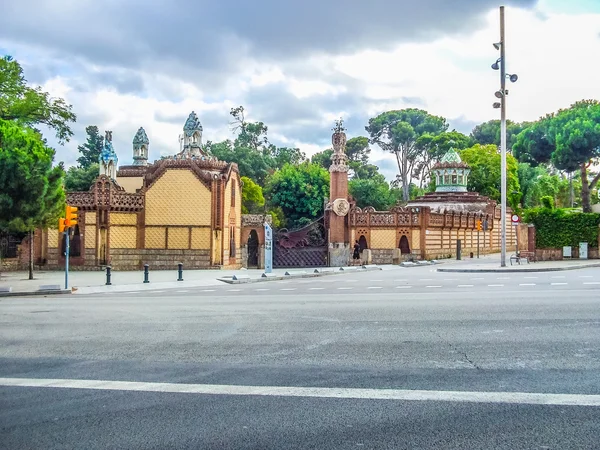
[[413, 130, 472, 186], [523, 208, 600, 248], [64, 163, 99, 192], [540, 196, 554, 209], [267, 207, 285, 228], [365, 108, 448, 201], [470, 119, 530, 149], [513, 100, 600, 212], [0, 55, 76, 144], [311, 149, 333, 170], [265, 162, 329, 228], [345, 136, 370, 164], [0, 119, 65, 232], [349, 174, 401, 211], [267, 146, 306, 168], [77, 125, 104, 169], [460, 144, 521, 209], [240, 176, 265, 214], [206, 139, 273, 185]]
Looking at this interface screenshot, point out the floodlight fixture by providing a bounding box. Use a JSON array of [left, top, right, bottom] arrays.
[[507, 73, 518, 82], [495, 90, 504, 98], [491, 58, 501, 70], [493, 102, 501, 109], [493, 42, 502, 50]]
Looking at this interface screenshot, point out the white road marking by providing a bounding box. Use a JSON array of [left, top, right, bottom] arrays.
[[151, 291, 166, 294], [228, 289, 241, 292], [201, 289, 215, 292], [309, 287, 325, 291], [583, 282, 600, 285], [367, 287, 382, 290], [280, 288, 296, 291], [488, 284, 504, 287], [444, 279, 457, 281], [579, 276, 593, 278], [395, 286, 412, 289], [472, 278, 484, 281], [370, 280, 383, 282], [520, 283, 536, 286], [426, 285, 442, 288], [124, 291, 141, 294], [457, 285, 474, 288], [496, 277, 510, 280], [3, 378, 600, 407], [176, 290, 189, 293], [255, 289, 270, 291], [338, 287, 353, 290], [551, 283, 568, 286]]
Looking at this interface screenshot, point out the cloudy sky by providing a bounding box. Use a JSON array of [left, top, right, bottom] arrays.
[[1, 0, 600, 180]]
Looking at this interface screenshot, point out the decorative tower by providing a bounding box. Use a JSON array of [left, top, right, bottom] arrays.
[[179, 111, 204, 158], [432, 148, 471, 193], [132, 127, 149, 166], [327, 118, 351, 266], [99, 130, 118, 180]]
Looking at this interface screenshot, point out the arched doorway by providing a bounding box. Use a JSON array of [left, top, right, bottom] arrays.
[[399, 235, 410, 254], [358, 235, 368, 252], [247, 229, 259, 268]]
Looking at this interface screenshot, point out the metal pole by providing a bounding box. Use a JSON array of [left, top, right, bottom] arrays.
[[477, 231, 480, 259], [65, 229, 70, 290], [500, 5, 507, 267], [177, 262, 183, 281], [143, 264, 150, 283]]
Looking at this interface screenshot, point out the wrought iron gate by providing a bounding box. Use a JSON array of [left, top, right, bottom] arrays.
[[273, 217, 328, 268]]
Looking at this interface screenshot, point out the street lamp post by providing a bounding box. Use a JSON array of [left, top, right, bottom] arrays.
[[491, 5, 518, 267]]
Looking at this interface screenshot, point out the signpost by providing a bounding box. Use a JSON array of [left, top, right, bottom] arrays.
[[59, 205, 78, 290], [264, 222, 273, 274], [511, 214, 520, 255]]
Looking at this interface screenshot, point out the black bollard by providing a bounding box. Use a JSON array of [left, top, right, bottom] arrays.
[[456, 239, 462, 260], [177, 262, 183, 281], [143, 264, 150, 283], [105, 266, 112, 285]]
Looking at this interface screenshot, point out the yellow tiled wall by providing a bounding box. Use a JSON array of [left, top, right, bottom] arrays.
[[191, 228, 211, 250], [146, 227, 166, 249], [111, 226, 137, 249], [85, 212, 96, 224], [370, 229, 396, 249], [411, 229, 420, 250], [86, 225, 96, 249], [145, 169, 211, 226], [48, 229, 58, 247], [167, 227, 189, 249], [111, 213, 137, 225]]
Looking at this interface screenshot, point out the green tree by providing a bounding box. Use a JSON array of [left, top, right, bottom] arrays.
[[267, 145, 306, 169], [206, 139, 273, 185], [470, 119, 530, 149], [345, 136, 371, 164], [0, 119, 65, 278], [349, 174, 401, 211], [76, 125, 104, 169], [513, 100, 600, 212], [460, 144, 521, 209], [64, 163, 99, 192], [265, 162, 329, 228], [240, 176, 265, 214], [365, 109, 448, 202], [311, 149, 333, 170], [0, 55, 76, 144]]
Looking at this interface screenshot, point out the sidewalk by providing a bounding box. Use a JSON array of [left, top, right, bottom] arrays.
[[0, 264, 386, 296], [436, 253, 600, 273]]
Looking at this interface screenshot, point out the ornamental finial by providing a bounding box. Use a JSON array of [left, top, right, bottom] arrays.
[[332, 118, 346, 133]]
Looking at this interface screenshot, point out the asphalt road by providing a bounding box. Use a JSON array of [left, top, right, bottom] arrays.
[[1, 265, 599, 449]]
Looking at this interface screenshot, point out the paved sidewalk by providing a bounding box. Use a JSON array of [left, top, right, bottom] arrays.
[[0, 264, 388, 296], [436, 253, 600, 273]]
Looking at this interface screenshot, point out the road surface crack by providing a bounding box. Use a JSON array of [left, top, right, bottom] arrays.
[[434, 332, 482, 370]]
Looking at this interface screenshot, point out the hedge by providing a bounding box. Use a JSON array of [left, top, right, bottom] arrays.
[[523, 208, 600, 249]]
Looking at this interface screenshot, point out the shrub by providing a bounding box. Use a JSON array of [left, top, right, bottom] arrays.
[[523, 208, 600, 248]]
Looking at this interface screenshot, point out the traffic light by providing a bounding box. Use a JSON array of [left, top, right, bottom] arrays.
[[476, 220, 482, 231], [65, 205, 78, 228], [58, 218, 66, 233]]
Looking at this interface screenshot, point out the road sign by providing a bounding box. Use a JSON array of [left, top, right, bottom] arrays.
[[264, 222, 273, 273], [511, 214, 519, 223]]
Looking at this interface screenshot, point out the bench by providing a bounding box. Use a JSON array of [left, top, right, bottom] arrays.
[[510, 252, 529, 265]]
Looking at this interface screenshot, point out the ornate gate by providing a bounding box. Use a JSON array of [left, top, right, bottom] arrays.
[[273, 217, 328, 268]]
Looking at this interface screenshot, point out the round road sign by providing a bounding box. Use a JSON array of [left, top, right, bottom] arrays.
[[511, 214, 519, 223]]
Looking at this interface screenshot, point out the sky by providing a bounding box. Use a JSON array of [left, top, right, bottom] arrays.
[[1, 0, 600, 181]]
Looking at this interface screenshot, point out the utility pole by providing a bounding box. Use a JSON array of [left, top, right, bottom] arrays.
[[499, 5, 507, 267]]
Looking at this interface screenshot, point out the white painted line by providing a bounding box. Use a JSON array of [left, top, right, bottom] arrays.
[[280, 288, 296, 291], [519, 283, 536, 286], [426, 285, 442, 288], [201, 289, 215, 292], [370, 280, 383, 282], [488, 284, 504, 287], [338, 287, 353, 290], [579, 276, 593, 278], [443, 279, 457, 281], [472, 278, 484, 281], [551, 283, 568, 286], [255, 289, 270, 292], [496, 277, 510, 280], [395, 286, 412, 289], [583, 282, 600, 285], [124, 291, 141, 294], [228, 289, 241, 292], [367, 287, 382, 290], [176, 290, 190, 293], [457, 285, 474, 288], [151, 291, 166, 294], [3, 378, 600, 407], [309, 287, 325, 291]]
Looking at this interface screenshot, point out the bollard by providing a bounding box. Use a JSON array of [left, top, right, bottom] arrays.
[[456, 239, 462, 260], [177, 262, 184, 281], [470, 252, 474, 259], [143, 264, 150, 283], [105, 266, 112, 285]]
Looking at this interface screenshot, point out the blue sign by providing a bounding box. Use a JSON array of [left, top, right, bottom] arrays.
[[264, 222, 273, 273]]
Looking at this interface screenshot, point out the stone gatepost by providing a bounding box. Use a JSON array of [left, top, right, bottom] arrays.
[[327, 120, 351, 266]]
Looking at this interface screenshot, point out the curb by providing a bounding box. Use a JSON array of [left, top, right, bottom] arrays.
[[0, 289, 72, 298], [217, 266, 382, 284], [437, 262, 600, 273]]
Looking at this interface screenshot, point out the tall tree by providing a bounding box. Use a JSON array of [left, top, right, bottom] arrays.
[[267, 145, 306, 169], [513, 100, 600, 212], [311, 149, 333, 170], [240, 176, 265, 214], [365, 109, 448, 201], [470, 119, 530, 149], [205, 139, 273, 185], [0, 55, 76, 144], [0, 119, 65, 278], [460, 144, 521, 209], [349, 174, 401, 211], [345, 136, 370, 164], [64, 163, 100, 192], [76, 126, 104, 169], [265, 162, 329, 228]]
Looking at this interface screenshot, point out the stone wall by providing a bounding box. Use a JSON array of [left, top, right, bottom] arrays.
[[108, 249, 213, 270]]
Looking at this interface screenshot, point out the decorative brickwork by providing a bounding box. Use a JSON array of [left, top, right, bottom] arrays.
[[85, 225, 96, 249], [167, 227, 189, 249], [111, 226, 137, 249], [146, 227, 166, 249], [191, 228, 211, 250]]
